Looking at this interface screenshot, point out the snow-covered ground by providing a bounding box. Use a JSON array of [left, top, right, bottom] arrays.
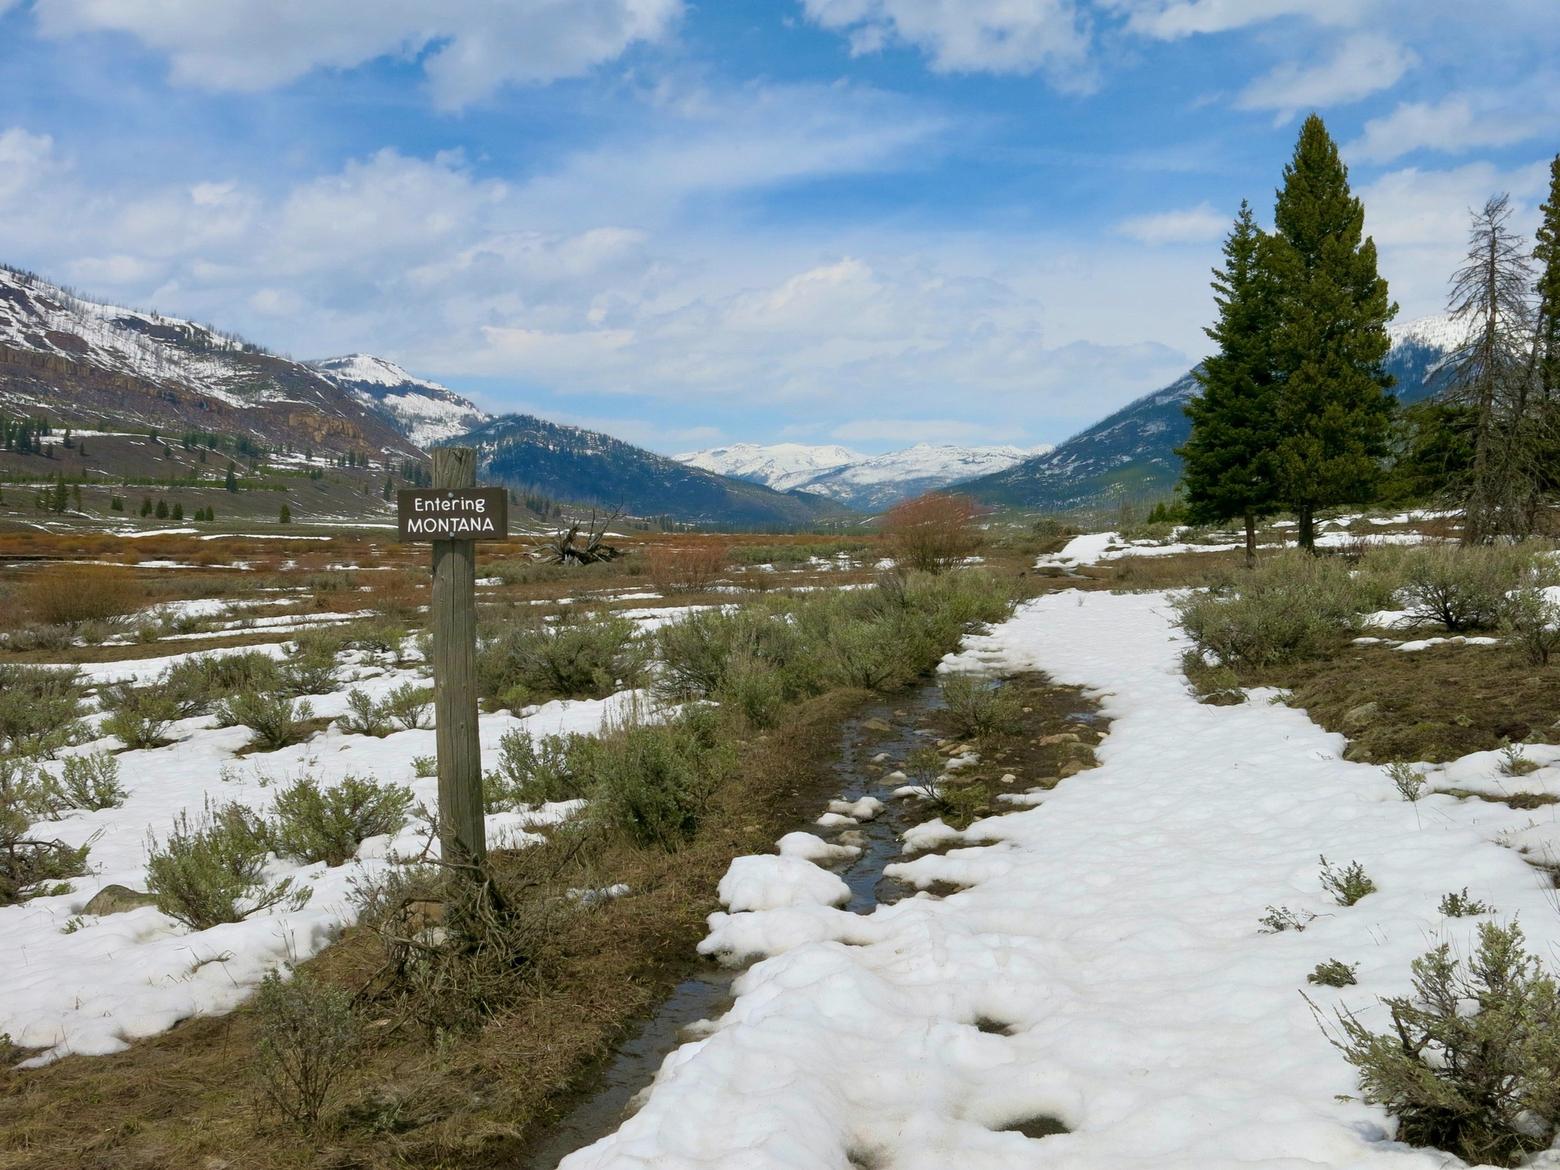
[[561, 590, 1560, 1169], [0, 640, 660, 1064], [1041, 516, 1445, 569]]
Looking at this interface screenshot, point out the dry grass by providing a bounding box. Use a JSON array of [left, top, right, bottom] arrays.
[[643, 542, 729, 594], [12, 565, 143, 627]]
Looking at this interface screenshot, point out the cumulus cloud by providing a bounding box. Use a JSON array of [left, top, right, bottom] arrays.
[[1115, 202, 1228, 246], [1237, 34, 1415, 119], [799, 0, 1097, 90], [1349, 91, 1557, 163], [29, 0, 681, 108]]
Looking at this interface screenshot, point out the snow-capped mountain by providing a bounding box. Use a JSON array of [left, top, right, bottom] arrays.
[[0, 264, 420, 460], [674, 441, 1051, 510], [309, 353, 489, 446], [963, 313, 1463, 511], [464, 415, 853, 527], [675, 442, 864, 493]]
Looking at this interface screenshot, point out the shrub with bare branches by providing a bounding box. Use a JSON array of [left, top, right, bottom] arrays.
[[881, 493, 982, 573], [644, 542, 728, 594]]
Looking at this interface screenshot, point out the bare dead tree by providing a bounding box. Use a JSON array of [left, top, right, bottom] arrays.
[[1446, 195, 1543, 542], [532, 506, 623, 564]]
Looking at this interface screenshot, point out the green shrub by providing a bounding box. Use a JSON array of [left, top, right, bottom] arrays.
[[412, 754, 436, 779], [1319, 856, 1376, 906], [57, 752, 125, 810], [0, 666, 85, 757], [1308, 959, 1358, 987], [279, 635, 340, 697], [1322, 921, 1560, 1165], [1173, 553, 1375, 668], [1440, 888, 1493, 917], [383, 683, 433, 731], [219, 691, 315, 752], [1397, 544, 1545, 633], [162, 652, 283, 714], [483, 729, 593, 811], [145, 802, 305, 929], [1500, 584, 1560, 666], [0, 755, 90, 904], [272, 774, 412, 866], [1386, 760, 1426, 801], [939, 674, 1023, 739], [586, 711, 736, 849], [1259, 905, 1316, 933], [253, 969, 361, 1131], [338, 689, 394, 738], [477, 612, 647, 706], [100, 686, 181, 749]]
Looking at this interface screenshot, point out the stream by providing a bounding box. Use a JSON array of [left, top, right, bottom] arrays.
[[516, 682, 945, 1170]]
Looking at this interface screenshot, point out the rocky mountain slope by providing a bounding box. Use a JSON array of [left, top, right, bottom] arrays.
[[308, 354, 489, 446], [460, 415, 856, 529], [676, 441, 1049, 510], [962, 314, 1463, 511], [0, 265, 421, 462]]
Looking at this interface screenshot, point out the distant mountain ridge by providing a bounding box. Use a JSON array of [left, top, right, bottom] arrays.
[[460, 414, 856, 528], [961, 313, 1465, 511], [676, 441, 1051, 510]]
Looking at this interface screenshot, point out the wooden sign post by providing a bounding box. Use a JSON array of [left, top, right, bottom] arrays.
[[398, 449, 509, 875]]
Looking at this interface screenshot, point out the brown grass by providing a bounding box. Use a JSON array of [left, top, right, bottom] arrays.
[[13, 565, 144, 627], [643, 542, 728, 595], [1240, 642, 1560, 764]]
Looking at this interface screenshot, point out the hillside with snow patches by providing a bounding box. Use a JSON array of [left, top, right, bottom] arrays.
[[0, 264, 421, 462], [308, 354, 489, 447], [676, 442, 1053, 511], [963, 313, 1464, 512]]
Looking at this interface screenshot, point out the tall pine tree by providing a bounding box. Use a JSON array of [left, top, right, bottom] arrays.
[[1268, 114, 1397, 551], [1178, 201, 1282, 567], [1535, 153, 1560, 400]]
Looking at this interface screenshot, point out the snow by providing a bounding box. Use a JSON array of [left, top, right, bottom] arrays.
[[675, 441, 1052, 501], [0, 638, 657, 1064], [777, 831, 861, 864], [715, 855, 851, 913], [561, 590, 1560, 1169]]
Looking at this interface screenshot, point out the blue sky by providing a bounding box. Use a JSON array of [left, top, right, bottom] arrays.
[[0, 1, 1555, 454]]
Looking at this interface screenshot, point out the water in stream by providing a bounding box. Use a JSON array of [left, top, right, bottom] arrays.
[[516, 683, 944, 1170]]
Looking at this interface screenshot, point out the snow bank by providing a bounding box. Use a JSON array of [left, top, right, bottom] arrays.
[[562, 590, 1560, 1169]]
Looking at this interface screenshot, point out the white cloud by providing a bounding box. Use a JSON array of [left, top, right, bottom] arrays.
[[1237, 34, 1415, 119], [1111, 0, 1369, 39], [1349, 91, 1556, 163], [799, 0, 1097, 90], [1115, 201, 1228, 246], [0, 127, 60, 204], [30, 0, 681, 108], [1358, 159, 1551, 320]]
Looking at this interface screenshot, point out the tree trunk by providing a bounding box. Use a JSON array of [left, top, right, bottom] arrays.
[[1243, 509, 1256, 569], [1297, 505, 1316, 553]]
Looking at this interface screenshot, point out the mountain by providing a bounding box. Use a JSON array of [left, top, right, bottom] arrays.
[[457, 415, 857, 528], [675, 441, 1050, 511], [308, 353, 489, 446], [962, 313, 1464, 511], [676, 442, 863, 492], [0, 264, 422, 462]]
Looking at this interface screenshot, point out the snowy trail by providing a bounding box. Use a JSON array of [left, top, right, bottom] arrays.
[[560, 589, 1560, 1170]]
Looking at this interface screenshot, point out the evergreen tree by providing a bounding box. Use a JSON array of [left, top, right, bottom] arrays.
[[50, 473, 67, 514], [1178, 201, 1282, 566], [1268, 114, 1397, 551], [155, 499, 169, 520], [140, 496, 153, 517], [279, 504, 292, 524], [71, 483, 82, 512], [382, 475, 394, 501], [225, 462, 238, 492], [172, 503, 184, 522], [1535, 153, 1560, 399]]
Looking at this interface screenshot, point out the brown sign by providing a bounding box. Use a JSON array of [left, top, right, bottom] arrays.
[[397, 488, 509, 541]]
